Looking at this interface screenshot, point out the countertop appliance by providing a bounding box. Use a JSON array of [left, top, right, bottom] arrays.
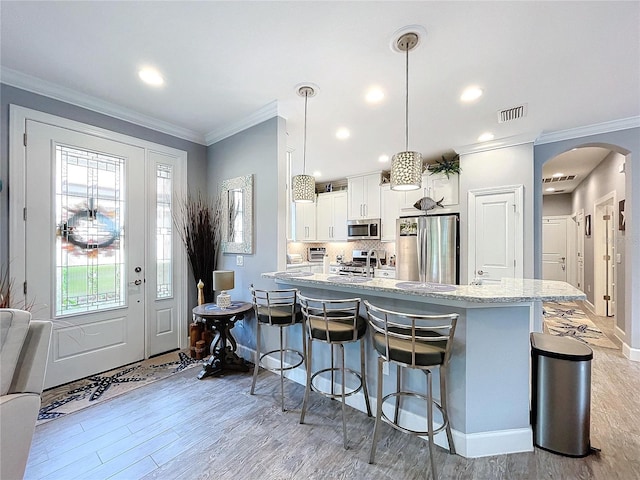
[[396, 214, 459, 284], [308, 247, 326, 262], [347, 218, 381, 241], [338, 249, 385, 277]]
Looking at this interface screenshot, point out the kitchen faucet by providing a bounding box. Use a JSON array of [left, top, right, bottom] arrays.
[[366, 249, 374, 278]]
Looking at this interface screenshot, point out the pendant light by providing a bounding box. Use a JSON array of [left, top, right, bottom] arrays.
[[292, 85, 316, 203], [391, 32, 423, 191]]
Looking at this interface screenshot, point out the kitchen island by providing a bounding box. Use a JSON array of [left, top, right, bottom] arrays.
[[262, 272, 585, 458]]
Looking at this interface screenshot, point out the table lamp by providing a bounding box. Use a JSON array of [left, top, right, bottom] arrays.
[[212, 270, 234, 309]]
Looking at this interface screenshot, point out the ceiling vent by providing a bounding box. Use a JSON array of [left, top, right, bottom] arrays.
[[497, 104, 528, 123], [542, 175, 576, 183]]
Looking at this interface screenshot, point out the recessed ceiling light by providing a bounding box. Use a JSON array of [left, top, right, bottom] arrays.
[[460, 86, 483, 102], [477, 132, 494, 142], [138, 67, 164, 86], [336, 128, 350, 140], [366, 87, 385, 103], [552, 172, 564, 177], [312, 171, 322, 178], [378, 154, 390, 163], [546, 187, 556, 192]]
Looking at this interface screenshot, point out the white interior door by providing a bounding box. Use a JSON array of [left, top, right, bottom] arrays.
[[594, 195, 616, 317], [542, 216, 568, 282], [576, 210, 585, 291], [468, 186, 523, 284], [26, 121, 146, 388]]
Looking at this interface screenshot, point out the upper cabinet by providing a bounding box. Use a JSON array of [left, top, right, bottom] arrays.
[[422, 172, 459, 206], [293, 199, 317, 242], [317, 191, 348, 242], [347, 172, 381, 220]]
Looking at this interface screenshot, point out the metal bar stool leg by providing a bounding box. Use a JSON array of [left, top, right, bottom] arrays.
[[279, 325, 285, 412], [300, 336, 313, 424], [340, 344, 348, 449], [250, 321, 261, 395], [440, 365, 456, 455], [394, 364, 401, 425], [426, 369, 437, 480], [369, 356, 384, 464], [360, 339, 372, 417]]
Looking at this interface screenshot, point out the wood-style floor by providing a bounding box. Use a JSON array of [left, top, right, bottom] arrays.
[[25, 313, 640, 480]]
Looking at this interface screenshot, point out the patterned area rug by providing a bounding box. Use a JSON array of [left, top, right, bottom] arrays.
[[543, 301, 617, 349], [37, 350, 203, 425]]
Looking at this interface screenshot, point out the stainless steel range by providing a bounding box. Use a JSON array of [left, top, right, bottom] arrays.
[[338, 249, 385, 277]]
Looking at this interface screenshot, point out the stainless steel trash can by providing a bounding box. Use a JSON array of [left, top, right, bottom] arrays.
[[530, 332, 593, 457]]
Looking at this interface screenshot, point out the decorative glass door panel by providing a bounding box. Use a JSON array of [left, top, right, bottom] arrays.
[[156, 164, 173, 299], [55, 145, 126, 316]]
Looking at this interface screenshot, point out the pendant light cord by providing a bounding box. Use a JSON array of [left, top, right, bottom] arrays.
[[303, 90, 308, 175], [405, 45, 409, 152]]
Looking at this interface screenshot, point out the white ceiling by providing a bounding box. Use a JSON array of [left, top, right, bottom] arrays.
[[541, 147, 611, 195], [1, 1, 639, 182]]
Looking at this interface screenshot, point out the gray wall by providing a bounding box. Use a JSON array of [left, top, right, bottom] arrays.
[[571, 151, 626, 328], [534, 126, 640, 351], [0, 83, 209, 270], [207, 116, 288, 352], [542, 193, 573, 216]]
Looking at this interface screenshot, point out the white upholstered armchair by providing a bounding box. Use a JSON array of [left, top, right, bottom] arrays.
[[1, 309, 53, 480]]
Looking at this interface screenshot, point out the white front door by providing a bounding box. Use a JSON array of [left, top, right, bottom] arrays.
[[26, 121, 146, 388], [542, 216, 568, 282], [468, 186, 523, 284]]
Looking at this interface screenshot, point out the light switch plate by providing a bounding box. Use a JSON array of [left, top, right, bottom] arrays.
[[236, 255, 244, 266]]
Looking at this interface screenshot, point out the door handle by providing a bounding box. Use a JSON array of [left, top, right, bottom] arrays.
[[477, 270, 484, 276], [129, 279, 142, 286]]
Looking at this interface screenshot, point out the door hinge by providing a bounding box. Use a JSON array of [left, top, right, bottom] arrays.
[[603, 214, 611, 221], [23, 281, 27, 295], [23, 207, 27, 221], [603, 295, 611, 301], [23, 133, 27, 146], [603, 255, 610, 261]]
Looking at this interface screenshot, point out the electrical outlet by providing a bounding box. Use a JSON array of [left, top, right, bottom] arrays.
[[383, 361, 389, 376], [236, 255, 244, 266]]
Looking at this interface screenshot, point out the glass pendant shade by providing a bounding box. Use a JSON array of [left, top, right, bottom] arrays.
[[391, 151, 423, 191], [292, 173, 315, 202]]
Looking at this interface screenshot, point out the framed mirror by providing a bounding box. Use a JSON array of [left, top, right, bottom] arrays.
[[221, 174, 253, 254]]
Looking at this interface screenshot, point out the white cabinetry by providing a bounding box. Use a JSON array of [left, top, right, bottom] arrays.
[[422, 172, 459, 206], [375, 268, 396, 279], [380, 184, 421, 241], [294, 200, 317, 241], [347, 173, 381, 220], [317, 191, 348, 241]]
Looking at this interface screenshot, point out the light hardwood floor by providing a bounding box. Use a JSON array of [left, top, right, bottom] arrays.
[[25, 313, 640, 480]]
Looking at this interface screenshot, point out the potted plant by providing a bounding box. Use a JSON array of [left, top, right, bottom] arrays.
[[427, 153, 461, 178], [175, 193, 222, 304]]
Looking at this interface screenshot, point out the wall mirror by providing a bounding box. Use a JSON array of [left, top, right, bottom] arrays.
[[221, 174, 253, 254]]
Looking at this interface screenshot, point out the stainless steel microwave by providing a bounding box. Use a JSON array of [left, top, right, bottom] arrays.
[[347, 218, 381, 241]]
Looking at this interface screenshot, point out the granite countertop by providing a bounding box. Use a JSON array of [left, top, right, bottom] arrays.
[[262, 272, 586, 304]]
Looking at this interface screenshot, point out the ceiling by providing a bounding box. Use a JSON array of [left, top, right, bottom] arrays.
[[541, 147, 611, 195], [1, 1, 639, 183]]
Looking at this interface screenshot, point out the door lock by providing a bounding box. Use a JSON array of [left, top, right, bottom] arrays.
[[134, 266, 142, 273]]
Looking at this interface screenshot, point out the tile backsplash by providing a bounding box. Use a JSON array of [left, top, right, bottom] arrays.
[[287, 241, 396, 264]]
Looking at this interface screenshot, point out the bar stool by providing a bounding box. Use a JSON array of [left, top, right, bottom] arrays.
[[250, 286, 306, 412], [364, 300, 458, 480], [298, 293, 372, 449]]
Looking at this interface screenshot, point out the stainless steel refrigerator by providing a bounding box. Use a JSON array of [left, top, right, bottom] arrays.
[[396, 214, 459, 284]]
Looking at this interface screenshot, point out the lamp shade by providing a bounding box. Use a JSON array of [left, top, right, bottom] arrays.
[[391, 151, 423, 191], [212, 270, 234, 292], [292, 174, 315, 202]]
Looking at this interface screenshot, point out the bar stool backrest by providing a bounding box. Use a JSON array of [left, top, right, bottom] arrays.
[[364, 300, 458, 369], [298, 294, 361, 343], [250, 286, 298, 326]]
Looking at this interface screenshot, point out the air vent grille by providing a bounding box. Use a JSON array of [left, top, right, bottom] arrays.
[[497, 104, 528, 123], [542, 175, 576, 183]]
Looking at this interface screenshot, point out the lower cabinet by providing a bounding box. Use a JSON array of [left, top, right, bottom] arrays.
[[374, 268, 396, 279], [317, 191, 347, 241]]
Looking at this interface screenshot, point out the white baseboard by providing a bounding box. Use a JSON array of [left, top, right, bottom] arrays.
[[236, 344, 533, 457], [622, 343, 640, 362], [582, 299, 596, 314], [614, 325, 626, 343]]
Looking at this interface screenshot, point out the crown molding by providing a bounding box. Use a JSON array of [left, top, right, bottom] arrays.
[[536, 116, 640, 145], [1, 67, 207, 145], [204, 100, 279, 146], [456, 132, 540, 156]]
